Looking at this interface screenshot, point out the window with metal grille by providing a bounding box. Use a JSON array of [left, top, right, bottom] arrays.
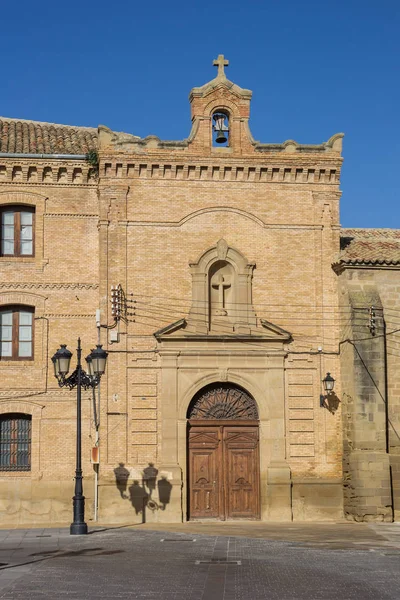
[[1, 206, 35, 257], [0, 414, 31, 471], [0, 306, 34, 360]]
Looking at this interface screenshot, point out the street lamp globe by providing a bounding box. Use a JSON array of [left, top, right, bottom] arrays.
[[89, 344, 108, 376], [52, 344, 72, 377], [85, 352, 94, 378]]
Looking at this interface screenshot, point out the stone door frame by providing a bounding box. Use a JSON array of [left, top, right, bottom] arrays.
[[158, 347, 292, 522]]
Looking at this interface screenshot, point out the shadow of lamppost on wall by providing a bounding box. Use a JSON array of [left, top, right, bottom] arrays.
[[113, 463, 130, 499], [321, 392, 341, 414], [128, 480, 149, 523], [114, 462, 172, 521], [143, 463, 158, 500], [157, 476, 172, 510]]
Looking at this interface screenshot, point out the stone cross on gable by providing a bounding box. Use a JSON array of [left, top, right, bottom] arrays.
[[213, 54, 229, 78]]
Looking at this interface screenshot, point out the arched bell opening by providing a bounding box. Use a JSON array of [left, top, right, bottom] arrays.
[[187, 382, 260, 521], [212, 110, 229, 147]]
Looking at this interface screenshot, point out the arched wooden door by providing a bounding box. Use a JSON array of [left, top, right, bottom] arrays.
[[187, 384, 260, 520]]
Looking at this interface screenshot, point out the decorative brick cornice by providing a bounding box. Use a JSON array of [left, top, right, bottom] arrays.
[[0, 390, 46, 400], [0, 161, 97, 185], [44, 213, 98, 219], [98, 160, 341, 184], [43, 313, 95, 318], [0, 389, 92, 399], [0, 282, 99, 290]]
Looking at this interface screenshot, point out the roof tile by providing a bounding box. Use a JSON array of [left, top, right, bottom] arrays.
[[338, 228, 400, 266], [0, 117, 97, 155]]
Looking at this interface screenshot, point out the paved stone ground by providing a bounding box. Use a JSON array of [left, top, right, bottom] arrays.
[[0, 523, 400, 599]]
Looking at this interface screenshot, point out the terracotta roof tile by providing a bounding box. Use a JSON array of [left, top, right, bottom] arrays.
[[0, 117, 97, 155], [338, 228, 400, 267]]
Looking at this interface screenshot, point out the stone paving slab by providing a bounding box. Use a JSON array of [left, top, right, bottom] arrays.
[[132, 520, 400, 549], [0, 524, 400, 599]]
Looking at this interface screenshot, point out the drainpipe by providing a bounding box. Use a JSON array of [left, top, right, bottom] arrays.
[[93, 310, 102, 521], [383, 315, 394, 520], [383, 316, 389, 454]]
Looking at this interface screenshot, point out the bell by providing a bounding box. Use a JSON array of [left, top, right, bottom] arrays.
[[215, 130, 228, 144], [213, 113, 229, 144]]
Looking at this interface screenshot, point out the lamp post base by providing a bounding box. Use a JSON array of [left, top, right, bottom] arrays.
[[70, 493, 88, 535], [70, 522, 88, 535]]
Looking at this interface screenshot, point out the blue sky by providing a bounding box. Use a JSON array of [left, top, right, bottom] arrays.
[[2, 0, 399, 227]]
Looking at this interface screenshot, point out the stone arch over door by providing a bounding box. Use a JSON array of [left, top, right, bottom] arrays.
[[187, 383, 260, 521]]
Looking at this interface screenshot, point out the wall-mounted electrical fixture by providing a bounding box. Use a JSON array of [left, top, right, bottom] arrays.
[[369, 306, 376, 336], [111, 284, 123, 320], [109, 330, 119, 344]]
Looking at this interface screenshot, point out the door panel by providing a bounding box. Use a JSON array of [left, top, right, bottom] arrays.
[[224, 427, 259, 519], [188, 427, 220, 519]]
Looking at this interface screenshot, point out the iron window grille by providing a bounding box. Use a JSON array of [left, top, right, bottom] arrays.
[[0, 414, 31, 471]]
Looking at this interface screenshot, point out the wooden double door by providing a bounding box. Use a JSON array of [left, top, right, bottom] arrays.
[[188, 422, 260, 520]]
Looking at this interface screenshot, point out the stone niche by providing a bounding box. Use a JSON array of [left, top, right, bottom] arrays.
[[188, 238, 257, 334]]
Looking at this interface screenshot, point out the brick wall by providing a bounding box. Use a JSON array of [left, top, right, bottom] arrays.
[[0, 71, 347, 523]]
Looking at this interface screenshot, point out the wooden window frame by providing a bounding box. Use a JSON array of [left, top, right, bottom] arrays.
[[0, 205, 35, 257], [0, 305, 34, 361], [0, 414, 32, 471]]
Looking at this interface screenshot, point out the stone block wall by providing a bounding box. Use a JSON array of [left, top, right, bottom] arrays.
[[339, 272, 400, 522]]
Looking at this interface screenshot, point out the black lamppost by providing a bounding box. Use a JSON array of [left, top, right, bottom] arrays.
[[52, 338, 107, 535]]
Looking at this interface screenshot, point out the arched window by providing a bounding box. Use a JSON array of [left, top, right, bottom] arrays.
[[1, 205, 35, 256], [187, 383, 259, 420], [0, 305, 34, 359], [212, 111, 229, 147], [0, 414, 32, 471]]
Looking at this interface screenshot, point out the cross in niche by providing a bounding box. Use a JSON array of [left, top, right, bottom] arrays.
[[213, 54, 229, 78], [212, 274, 231, 313]]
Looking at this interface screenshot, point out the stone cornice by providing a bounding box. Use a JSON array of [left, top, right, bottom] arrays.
[[333, 262, 400, 274], [254, 133, 344, 154], [189, 76, 252, 102]]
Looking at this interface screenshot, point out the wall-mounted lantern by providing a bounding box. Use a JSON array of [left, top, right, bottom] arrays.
[[322, 372, 335, 394], [320, 372, 338, 412]]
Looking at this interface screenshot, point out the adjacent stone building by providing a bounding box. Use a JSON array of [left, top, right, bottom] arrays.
[[335, 229, 400, 521], [0, 56, 398, 525]]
